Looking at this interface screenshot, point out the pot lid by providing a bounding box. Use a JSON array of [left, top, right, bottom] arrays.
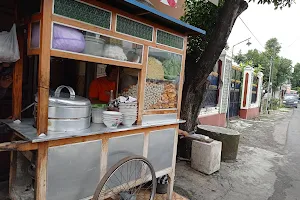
[[35, 86, 91, 107]]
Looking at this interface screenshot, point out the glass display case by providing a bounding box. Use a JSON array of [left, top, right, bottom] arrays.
[[119, 68, 139, 97], [144, 47, 182, 110], [51, 23, 143, 64]]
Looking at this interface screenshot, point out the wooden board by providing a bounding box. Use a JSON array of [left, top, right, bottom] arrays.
[[12, 31, 24, 120], [50, 49, 142, 70], [37, 0, 52, 135], [35, 142, 49, 200], [177, 37, 187, 119], [48, 124, 178, 148], [137, 46, 148, 124]]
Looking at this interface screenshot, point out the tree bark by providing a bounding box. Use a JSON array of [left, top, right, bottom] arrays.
[[180, 0, 248, 132]]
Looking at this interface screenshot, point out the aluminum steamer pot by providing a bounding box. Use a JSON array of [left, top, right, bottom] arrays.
[[34, 85, 91, 132]]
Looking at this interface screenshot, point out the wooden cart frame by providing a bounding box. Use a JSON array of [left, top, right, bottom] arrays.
[[1, 0, 205, 199]]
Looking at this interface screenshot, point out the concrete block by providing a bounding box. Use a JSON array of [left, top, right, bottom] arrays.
[[191, 140, 222, 175]]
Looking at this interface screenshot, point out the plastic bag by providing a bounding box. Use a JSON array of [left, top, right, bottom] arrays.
[[0, 24, 20, 63], [52, 24, 85, 53]]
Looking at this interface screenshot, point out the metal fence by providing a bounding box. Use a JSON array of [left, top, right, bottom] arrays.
[[201, 87, 218, 108]]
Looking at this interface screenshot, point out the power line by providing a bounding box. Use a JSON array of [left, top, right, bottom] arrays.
[[286, 37, 299, 48], [239, 16, 265, 49]]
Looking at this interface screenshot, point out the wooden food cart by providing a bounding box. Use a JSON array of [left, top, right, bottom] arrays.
[[0, 0, 205, 199]]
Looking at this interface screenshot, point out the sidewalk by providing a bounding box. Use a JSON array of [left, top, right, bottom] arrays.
[[174, 109, 293, 200]]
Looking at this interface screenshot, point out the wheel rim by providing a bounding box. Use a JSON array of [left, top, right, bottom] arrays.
[[93, 156, 157, 200]]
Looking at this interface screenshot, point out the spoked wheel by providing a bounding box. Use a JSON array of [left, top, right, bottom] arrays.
[[93, 156, 157, 200]]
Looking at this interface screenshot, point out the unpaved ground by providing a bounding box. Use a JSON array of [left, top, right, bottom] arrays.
[[174, 108, 296, 200]]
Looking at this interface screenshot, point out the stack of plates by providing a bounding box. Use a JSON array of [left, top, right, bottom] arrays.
[[102, 111, 123, 129], [119, 102, 137, 127]]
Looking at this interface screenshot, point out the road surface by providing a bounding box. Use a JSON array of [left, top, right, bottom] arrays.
[[175, 108, 300, 200]]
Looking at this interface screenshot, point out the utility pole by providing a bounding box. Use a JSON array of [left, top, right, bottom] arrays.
[[266, 57, 273, 113], [266, 45, 277, 114]]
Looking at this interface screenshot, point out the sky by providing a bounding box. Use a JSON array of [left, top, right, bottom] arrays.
[[227, 1, 300, 66]]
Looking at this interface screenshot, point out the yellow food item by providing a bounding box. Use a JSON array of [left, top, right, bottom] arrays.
[[147, 57, 164, 80]]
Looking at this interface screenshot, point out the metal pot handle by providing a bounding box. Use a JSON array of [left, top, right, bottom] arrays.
[[54, 85, 76, 99]]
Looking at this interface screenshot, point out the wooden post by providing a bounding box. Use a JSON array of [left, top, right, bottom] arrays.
[[167, 125, 179, 200], [37, 0, 52, 135], [12, 31, 24, 120], [9, 151, 17, 198], [137, 46, 148, 124], [35, 142, 49, 200], [100, 137, 108, 180], [9, 134, 18, 198], [177, 37, 187, 119]]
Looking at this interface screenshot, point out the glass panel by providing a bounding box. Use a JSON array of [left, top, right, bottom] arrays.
[[52, 23, 143, 63], [31, 21, 40, 49], [54, 0, 111, 29], [156, 30, 184, 50], [119, 68, 140, 98], [144, 47, 182, 110], [116, 15, 153, 41]]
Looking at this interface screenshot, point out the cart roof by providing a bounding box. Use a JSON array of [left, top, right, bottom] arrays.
[[99, 0, 206, 35]]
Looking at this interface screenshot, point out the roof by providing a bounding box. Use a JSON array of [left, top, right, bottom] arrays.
[[99, 0, 206, 35]]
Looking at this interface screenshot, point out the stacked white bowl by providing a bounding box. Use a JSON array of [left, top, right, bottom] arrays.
[[102, 111, 123, 128], [119, 102, 137, 127]]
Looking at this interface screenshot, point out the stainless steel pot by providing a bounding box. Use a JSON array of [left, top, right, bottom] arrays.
[[34, 85, 91, 132]]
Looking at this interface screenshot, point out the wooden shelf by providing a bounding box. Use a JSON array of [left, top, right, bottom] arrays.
[[50, 49, 143, 69]]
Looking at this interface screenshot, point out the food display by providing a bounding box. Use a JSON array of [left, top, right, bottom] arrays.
[[148, 81, 177, 109], [102, 44, 127, 61], [162, 58, 181, 80], [142, 48, 182, 110], [120, 48, 182, 110], [147, 57, 164, 80], [122, 80, 177, 110]]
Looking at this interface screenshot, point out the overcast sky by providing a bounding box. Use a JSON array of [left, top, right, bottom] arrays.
[[227, 2, 300, 66]]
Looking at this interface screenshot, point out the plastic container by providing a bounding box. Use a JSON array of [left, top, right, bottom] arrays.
[[122, 117, 137, 127], [83, 35, 105, 56], [92, 107, 105, 123]]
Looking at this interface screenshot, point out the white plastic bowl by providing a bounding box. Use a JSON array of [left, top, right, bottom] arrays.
[[103, 119, 122, 128], [103, 111, 122, 116], [119, 108, 137, 112], [119, 105, 137, 109], [123, 114, 137, 118], [122, 118, 137, 127], [92, 108, 105, 123], [119, 111, 137, 115], [102, 116, 123, 120], [119, 102, 137, 105]]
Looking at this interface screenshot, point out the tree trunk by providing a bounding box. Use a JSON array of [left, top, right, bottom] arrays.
[[180, 0, 248, 132]]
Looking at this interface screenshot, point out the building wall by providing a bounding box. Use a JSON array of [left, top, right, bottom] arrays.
[[198, 113, 226, 127], [198, 50, 232, 127], [240, 107, 260, 119]]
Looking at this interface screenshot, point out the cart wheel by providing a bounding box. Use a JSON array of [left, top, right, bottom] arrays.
[[93, 155, 157, 200]]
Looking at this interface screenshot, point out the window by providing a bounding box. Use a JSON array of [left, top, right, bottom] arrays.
[[201, 60, 222, 108], [144, 47, 183, 110]]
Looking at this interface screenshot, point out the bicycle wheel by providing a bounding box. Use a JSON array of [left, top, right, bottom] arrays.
[[93, 155, 157, 200]]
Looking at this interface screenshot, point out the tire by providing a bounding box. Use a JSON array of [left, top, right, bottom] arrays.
[[93, 155, 157, 200]]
